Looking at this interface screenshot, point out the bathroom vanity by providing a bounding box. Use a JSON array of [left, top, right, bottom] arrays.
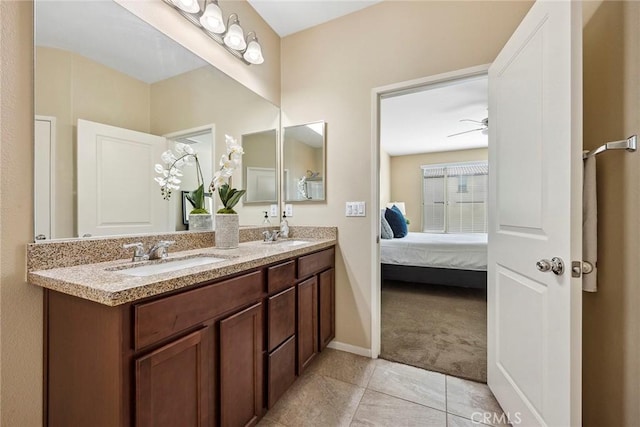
[[29, 228, 336, 427]]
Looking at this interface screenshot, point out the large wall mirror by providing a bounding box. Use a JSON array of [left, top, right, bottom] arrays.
[[34, 0, 280, 241], [283, 122, 326, 202]]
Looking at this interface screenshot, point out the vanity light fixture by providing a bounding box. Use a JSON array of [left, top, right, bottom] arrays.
[[243, 32, 264, 65], [199, 0, 225, 33], [171, 0, 200, 14], [163, 0, 264, 65], [223, 14, 246, 50]]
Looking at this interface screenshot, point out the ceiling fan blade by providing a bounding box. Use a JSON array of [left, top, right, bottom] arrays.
[[447, 128, 484, 137]]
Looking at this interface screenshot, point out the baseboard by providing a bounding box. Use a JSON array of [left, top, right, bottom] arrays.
[[326, 341, 373, 358]]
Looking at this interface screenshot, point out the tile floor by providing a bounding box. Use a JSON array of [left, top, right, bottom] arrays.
[[259, 349, 507, 427]]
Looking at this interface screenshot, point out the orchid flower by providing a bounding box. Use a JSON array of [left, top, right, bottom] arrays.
[[209, 135, 246, 214], [155, 143, 206, 214]]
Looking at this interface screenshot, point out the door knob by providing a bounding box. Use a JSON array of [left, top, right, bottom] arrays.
[[536, 259, 551, 272], [536, 257, 564, 275]]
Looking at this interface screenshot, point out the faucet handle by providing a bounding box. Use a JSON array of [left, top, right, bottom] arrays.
[[123, 242, 147, 262], [149, 240, 175, 260]]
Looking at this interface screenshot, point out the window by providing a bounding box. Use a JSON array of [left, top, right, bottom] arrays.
[[422, 161, 488, 233]]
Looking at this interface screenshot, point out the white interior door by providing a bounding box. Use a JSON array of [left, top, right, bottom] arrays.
[[488, 1, 582, 426], [77, 119, 169, 237], [34, 116, 56, 240]]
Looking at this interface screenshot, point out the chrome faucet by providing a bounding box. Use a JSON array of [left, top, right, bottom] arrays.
[[262, 230, 280, 242], [123, 242, 147, 262], [146, 240, 175, 260], [123, 240, 175, 262]]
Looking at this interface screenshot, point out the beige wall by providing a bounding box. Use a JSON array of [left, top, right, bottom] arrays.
[[35, 47, 151, 238], [281, 1, 532, 348], [582, 1, 640, 425], [379, 149, 391, 206], [0, 1, 43, 425], [390, 148, 488, 232]]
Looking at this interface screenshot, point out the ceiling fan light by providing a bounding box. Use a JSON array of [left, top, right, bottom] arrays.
[[172, 0, 200, 14], [199, 2, 225, 33], [224, 23, 246, 50], [243, 40, 264, 64]]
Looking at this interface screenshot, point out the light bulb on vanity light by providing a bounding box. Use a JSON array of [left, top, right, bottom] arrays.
[[199, 1, 225, 33], [243, 33, 264, 64], [171, 0, 200, 14], [223, 15, 246, 50]]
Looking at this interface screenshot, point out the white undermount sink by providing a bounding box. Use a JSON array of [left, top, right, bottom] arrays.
[[283, 240, 308, 246], [264, 239, 309, 246], [116, 257, 226, 277]]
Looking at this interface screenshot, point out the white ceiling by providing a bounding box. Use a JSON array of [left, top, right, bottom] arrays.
[[380, 76, 489, 156], [35, 1, 207, 84], [247, 0, 383, 37]]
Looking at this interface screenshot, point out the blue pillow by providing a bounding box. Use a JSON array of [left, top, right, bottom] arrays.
[[385, 206, 408, 238], [380, 211, 394, 239]]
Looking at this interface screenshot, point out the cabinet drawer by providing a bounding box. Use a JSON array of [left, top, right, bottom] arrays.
[[297, 247, 335, 279], [267, 260, 295, 294], [268, 287, 295, 352], [268, 336, 296, 409], [135, 270, 263, 350]]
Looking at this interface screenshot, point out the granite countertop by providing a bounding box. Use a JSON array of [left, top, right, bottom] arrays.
[[28, 238, 336, 306]]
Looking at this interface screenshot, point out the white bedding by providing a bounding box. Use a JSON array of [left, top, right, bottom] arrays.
[[380, 232, 488, 271]]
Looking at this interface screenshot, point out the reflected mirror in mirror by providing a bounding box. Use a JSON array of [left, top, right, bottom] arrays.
[[283, 122, 326, 202], [242, 130, 278, 204], [34, 0, 280, 240]]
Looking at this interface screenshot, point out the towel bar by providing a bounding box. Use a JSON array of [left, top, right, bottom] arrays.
[[583, 135, 637, 159]]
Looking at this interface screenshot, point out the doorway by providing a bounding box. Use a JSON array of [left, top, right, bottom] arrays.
[[371, 65, 490, 382]]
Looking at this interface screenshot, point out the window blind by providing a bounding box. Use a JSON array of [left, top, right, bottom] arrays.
[[422, 161, 488, 234]]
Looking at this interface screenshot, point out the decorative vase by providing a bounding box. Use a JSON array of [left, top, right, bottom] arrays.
[[215, 213, 239, 249], [189, 213, 212, 231]]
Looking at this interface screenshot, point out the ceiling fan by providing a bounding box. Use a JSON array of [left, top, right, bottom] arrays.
[[447, 117, 489, 137]]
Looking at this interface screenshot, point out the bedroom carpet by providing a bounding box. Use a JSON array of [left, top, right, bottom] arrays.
[[380, 280, 487, 383]]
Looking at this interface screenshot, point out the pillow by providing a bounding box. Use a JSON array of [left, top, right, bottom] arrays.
[[380, 211, 394, 239], [385, 206, 408, 238]]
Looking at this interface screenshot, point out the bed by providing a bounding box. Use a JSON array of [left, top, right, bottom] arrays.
[[381, 232, 487, 288]]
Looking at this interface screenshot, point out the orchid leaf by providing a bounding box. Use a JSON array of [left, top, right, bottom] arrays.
[[187, 184, 206, 211], [225, 189, 246, 210]]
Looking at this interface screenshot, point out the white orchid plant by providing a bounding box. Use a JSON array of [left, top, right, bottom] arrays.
[[209, 135, 246, 214], [155, 142, 208, 214]]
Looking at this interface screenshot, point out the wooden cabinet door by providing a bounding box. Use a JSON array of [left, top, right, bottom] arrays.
[[136, 328, 211, 427], [268, 286, 296, 352], [220, 302, 263, 427], [268, 336, 296, 409], [318, 268, 335, 350], [297, 277, 318, 374]]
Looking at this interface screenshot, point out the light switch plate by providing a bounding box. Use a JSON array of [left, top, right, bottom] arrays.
[[269, 204, 278, 217], [346, 201, 366, 217], [284, 204, 293, 217]]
